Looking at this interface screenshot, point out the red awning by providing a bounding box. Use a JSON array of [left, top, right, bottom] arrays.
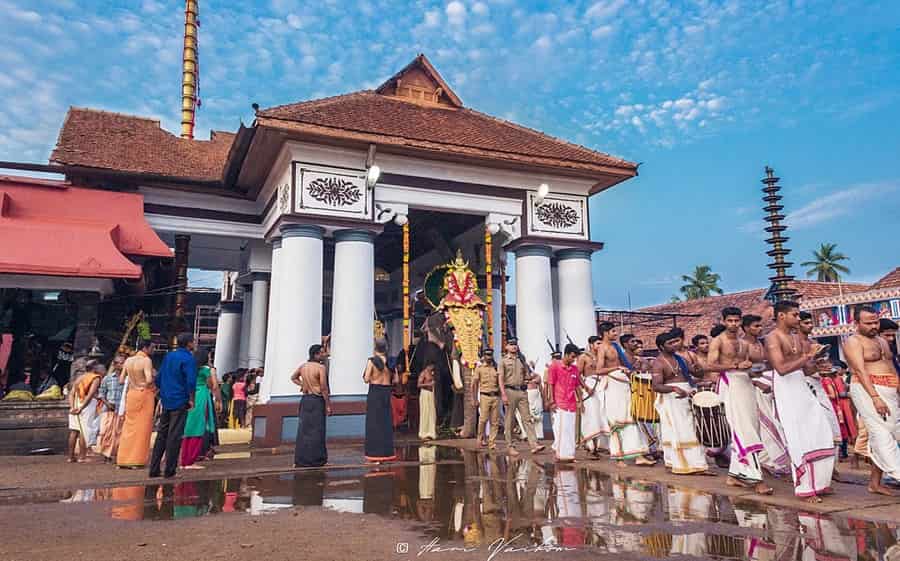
[[0, 175, 171, 279]]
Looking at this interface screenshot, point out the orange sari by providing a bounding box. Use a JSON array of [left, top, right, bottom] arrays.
[[116, 386, 157, 468]]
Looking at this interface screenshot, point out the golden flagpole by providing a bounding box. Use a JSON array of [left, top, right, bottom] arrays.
[[402, 221, 410, 372], [484, 226, 493, 348]]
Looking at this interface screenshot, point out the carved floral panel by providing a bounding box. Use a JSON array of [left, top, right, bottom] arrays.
[[295, 165, 371, 218], [527, 193, 587, 238]]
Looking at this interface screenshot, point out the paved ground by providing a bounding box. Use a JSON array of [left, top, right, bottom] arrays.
[[0, 437, 897, 561]]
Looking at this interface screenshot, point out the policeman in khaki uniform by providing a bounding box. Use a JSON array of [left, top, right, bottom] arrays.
[[499, 339, 546, 456], [472, 349, 501, 448]]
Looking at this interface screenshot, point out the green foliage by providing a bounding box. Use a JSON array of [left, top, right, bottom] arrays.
[[679, 265, 724, 300], [801, 243, 850, 282]]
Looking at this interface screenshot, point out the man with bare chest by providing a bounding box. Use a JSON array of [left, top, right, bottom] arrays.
[[799, 311, 843, 454], [743, 314, 791, 477], [766, 300, 834, 502], [291, 344, 331, 467], [843, 306, 900, 495], [651, 329, 709, 474], [689, 335, 711, 382], [578, 335, 609, 456], [597, 322, 653, 466], [706, 307, 772, 493]]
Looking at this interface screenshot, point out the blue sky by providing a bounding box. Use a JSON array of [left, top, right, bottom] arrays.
[[1, 0, 898, 307]]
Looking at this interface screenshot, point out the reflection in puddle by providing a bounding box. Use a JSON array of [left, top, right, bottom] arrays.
[[46, 447, 900, 560]]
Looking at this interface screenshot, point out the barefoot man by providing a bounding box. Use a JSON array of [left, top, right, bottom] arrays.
[[597, 322, 654, 466], [799, 312, 844, 473], [743, 314, 790, 477], [547, 343, 582, 462], [651, 329, 709, 475], [707, 307, 773, 495], [766, 300, 834, 503], [843, 306, 900, 496], [291, 344, 331, 468], [578, 336, 609, 457]]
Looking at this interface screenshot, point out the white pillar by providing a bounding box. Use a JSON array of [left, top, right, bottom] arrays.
[[237, 285, 252, 368], [329, 229, 375, 397], [214, 301, 242, 376], [556, 249, 596, 349], [270, 225, 324, 397], [491, 287, 503, 353], [247, 275, 269, 368], [514, 245, 556, 371], [551, 261, 561, 348], [260, 238, 282, 403]]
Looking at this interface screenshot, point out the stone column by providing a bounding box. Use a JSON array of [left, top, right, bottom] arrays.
[[514, 245, 556, 371], [260, 238, 282, 403], [270, 225, 324, 397], [556, 249, 596, 349], [237, 284, 252, 368], [247, 274, 269, 369], [491, 287, 503, 353], [214, 301, 242, 376], [329, 229, 375, 397], [551, 260, 561, 349]]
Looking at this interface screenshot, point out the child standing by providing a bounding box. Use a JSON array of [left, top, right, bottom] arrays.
[[231, 375, 247, 429]]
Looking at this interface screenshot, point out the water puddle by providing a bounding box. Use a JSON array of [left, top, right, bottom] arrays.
[[16, 447, 900, 559]]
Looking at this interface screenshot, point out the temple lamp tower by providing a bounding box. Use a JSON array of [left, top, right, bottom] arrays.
[[761, 166, 797, 303]]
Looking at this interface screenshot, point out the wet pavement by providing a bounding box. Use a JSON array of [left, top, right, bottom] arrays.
[[11, 445, 900, 560]]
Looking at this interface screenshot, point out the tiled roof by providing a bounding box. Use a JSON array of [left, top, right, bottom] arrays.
[[257, 91, 636, 173], [618, 280, 867, 349], [792, 279, 869, 298], [871, 267, 900, 290], [50, 108, 234, 182]]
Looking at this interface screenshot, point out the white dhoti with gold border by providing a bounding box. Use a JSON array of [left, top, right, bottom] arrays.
[[655, 382, 708, 474]]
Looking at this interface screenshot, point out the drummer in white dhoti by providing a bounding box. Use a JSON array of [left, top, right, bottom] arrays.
[[595, 322, 655, 466], [765, 300, 835, 503], [842, 306, 900, 497], [651, 330, 710, 475], [577, 336, 609, 457], [743, 314, 791, 477], [707, 307, 774, 495]]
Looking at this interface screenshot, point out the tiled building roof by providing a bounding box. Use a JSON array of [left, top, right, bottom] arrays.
[[257, 91, 635, 173], [51, 108, 234, 182], [49, 55, 635, 186], [871, 267, 900, 290], [618, 280, 870, 349]]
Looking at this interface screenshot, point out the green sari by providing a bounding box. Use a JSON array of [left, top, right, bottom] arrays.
[[183, 366, 216, 438]]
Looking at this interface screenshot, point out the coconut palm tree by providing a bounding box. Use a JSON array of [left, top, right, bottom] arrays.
[[680, 265, 724, 300], [801, 243, 850, 282]]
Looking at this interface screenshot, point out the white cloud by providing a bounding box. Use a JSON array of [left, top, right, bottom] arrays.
[[141, 0, 164, 13], [472, 2, 489, 16], [585, 0, 626, 20], [446, 1, 467, 26], [591, 25, 614, 39], [705, 97, 725, 111], [423, 9, 440, 28], [1, 1, 40, 23], [533, 35, 552, 50], [286, 14, 303, 29], [787, 182, 900, 229]]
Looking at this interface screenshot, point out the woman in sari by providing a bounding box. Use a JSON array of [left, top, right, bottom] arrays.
[[180, 349, 221, 468], [117, 339, 156, 469]]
